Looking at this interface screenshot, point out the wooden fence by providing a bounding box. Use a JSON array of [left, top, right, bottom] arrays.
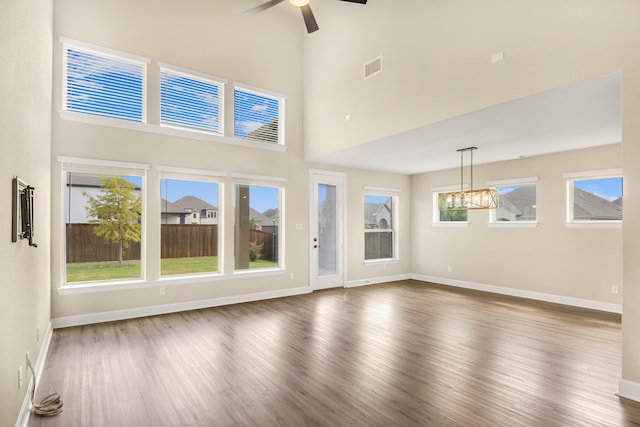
[[66, 224, 275, 263]]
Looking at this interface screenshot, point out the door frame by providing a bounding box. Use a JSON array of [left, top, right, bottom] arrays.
[[309, 169, 347, 290]]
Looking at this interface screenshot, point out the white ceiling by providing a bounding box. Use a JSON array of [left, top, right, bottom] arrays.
[[311, 72, 621, 175]]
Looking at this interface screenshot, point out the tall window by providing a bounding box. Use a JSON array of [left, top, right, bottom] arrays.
[[61, 158, 148, 284], [62, 39, 148, 122], [234, 84, 285, 144], [364, 189, 398, 261], [565, 170, 622, 224], [159, 167, 224, 276], [160, 64, 225, 134], [488, 177, 538, 224], [233, 175, 284, 270]]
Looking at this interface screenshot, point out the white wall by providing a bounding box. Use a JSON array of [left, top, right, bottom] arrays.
[[50, 0, 411, 321], [0, 0, 52, 425], [412, 145, 622, 305], [302, 0, 640, 394], [42, 0, 640, 409]]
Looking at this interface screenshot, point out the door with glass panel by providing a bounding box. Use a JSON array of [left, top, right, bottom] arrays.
[[310, 171, 345, 290]]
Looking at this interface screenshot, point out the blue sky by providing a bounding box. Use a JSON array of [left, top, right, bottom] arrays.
[[160, 179, 277, 213], [68, 48, 277, 138], [574, 177, 622, 201]]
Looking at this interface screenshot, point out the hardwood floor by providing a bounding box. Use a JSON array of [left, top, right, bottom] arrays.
[[29, 280, 640, 426]]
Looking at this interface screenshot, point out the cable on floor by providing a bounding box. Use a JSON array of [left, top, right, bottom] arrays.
[[26, 353, 63, 417]]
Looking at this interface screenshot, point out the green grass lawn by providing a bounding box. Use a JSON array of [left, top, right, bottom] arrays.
[[66, 256, 278, 282]]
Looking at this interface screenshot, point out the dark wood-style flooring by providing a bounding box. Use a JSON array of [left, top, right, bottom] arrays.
[[29, 280, 640, 426]]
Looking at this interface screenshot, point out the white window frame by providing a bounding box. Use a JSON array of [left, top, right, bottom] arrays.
[[158, 166, 227, 279], [432, 184, 470, 227], [232, 173, 286, 274], [58, 156, 150, 289], [159, 63, 226, 135], [233, 82, 287, 146], [364, 186, 400, 264], [564, 169, 622, 228], [487, 177, 539, 228], [61, 37, 149, 123]]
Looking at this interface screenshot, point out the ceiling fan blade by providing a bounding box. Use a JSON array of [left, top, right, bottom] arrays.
[[243, 0, 286, 16], [300, 4, 319, 33], [338, 0, 368, 4]]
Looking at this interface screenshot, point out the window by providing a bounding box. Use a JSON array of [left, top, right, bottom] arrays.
[[62, 39, 148, 122], [432, 185, 468, 224], [61, 158, 148, 284], [159, 167, 225, 277], [364, 188, 398, 261], [233, 174, 285, 270], [160, 64, 225, 134], [487, 177, 538, 225], [565, 169, 622, 225], [234, 84, 285, 144]]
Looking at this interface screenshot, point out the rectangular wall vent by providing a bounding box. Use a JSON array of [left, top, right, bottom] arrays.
[[364, 55, 382, 79]]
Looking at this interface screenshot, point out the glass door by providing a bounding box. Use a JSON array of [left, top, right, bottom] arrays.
[[310, 171, 345, 290]]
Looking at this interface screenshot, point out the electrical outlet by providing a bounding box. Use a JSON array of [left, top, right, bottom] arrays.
[[159, 287, 166, 296], [447, 266, 452, 273], [289, 273, 294, 280], [611, 285, 619, 295], [18, 366, 23, 389]]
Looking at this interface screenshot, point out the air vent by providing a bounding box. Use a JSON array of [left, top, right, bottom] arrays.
[[364, 55, 382, 79]]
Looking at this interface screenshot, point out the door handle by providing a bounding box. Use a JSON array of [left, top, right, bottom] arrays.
[[314, 245, 321, 248]]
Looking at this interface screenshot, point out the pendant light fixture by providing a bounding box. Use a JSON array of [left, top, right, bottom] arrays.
[[440, 147, 498, 210]]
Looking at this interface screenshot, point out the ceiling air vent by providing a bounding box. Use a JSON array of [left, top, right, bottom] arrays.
[[364, 55, 382, 79]]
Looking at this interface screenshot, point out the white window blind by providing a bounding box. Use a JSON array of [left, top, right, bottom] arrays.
[[233, 84, 285, 144], [160, 65, 225, 134], [63, 41, 147, 122]]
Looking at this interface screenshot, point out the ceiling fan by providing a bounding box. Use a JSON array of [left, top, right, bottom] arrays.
[[244, 0, 368, 34]]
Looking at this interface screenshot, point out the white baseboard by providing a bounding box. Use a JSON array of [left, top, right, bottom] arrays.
[[345, 273, 412, 288], [51, 286, 312, 329], [411, 274, 622, 314], [618, 379, 640, 402], [15, 322, 54, 427]]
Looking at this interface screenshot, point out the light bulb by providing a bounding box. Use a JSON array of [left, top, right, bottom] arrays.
[[289, 0, 310, 7]]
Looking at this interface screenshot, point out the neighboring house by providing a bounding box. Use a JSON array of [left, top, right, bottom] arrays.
[[65, 173, 141, 224], [160, 199, 188, 224], [364, 199, 392, 229], [66, 174, 218, 225], [244, 117, 278, 143], [497, 186, 622, 221], [250, 208, 274, 231], [496, 186, 537, 221], [573, 188, 623, 220], [172, 195, 218, 225]]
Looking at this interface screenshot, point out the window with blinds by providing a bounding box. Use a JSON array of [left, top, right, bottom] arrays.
[[160, 65, 225, 134], [233, 84, 285, 144], [63, 42, 147, 122]]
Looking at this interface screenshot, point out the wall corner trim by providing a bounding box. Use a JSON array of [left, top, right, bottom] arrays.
[[15, 323, 54, 427], [618, 379, 640, 403], [345, 273, 412, 288], [51, 286, 312, 329], [410, 274, 622, 314]]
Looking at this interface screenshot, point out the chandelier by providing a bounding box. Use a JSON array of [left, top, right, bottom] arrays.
[[440, 147, 498, 210]]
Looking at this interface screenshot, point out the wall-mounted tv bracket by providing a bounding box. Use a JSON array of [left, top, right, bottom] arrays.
[[12, 177, 37, 247]]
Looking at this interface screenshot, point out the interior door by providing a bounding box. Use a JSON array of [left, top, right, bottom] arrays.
[[310, 171, 345, 290]]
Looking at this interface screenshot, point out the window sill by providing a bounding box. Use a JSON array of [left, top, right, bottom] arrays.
[[565, 221, 622, 229], [59, 110, 287, 153], [432, 222, 469, 228], [364, 258, 400, 266], [489, 222, 538, 229]]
